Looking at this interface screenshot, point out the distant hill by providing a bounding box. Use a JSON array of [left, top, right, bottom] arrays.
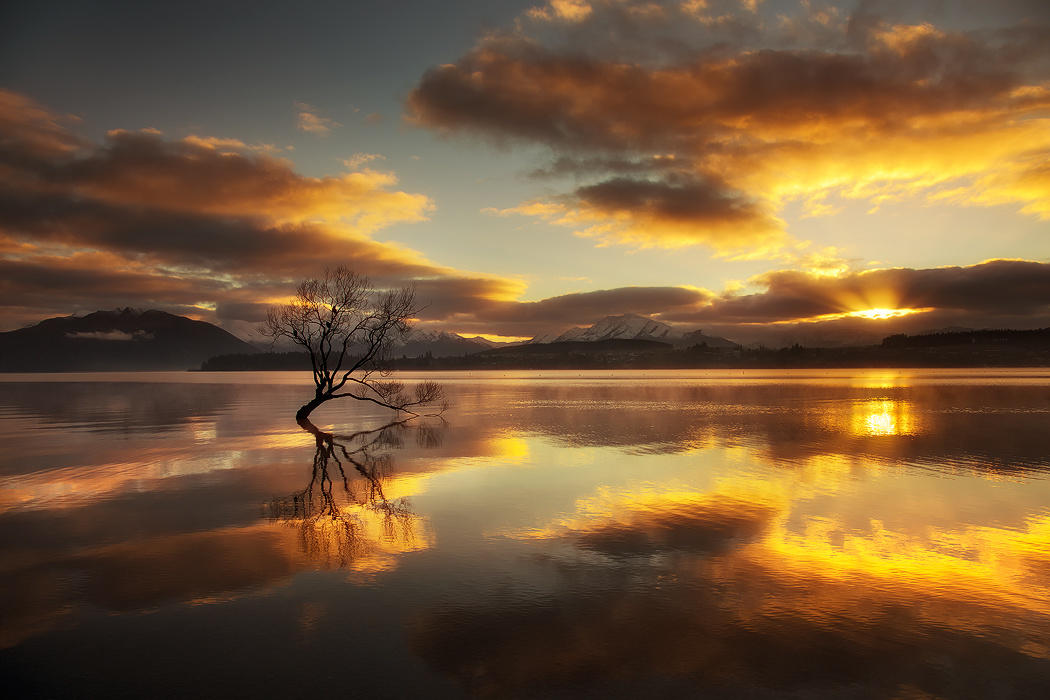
[[0, 308, 256, 371], [530, 313, 738, 348]]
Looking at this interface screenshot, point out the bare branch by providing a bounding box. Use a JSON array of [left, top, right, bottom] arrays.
[[264, 266, 446, 422]]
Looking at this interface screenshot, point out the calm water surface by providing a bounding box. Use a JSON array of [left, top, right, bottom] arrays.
[[2, 369, 1050, 698]]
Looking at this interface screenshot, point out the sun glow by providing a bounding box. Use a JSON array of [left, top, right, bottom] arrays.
[[459, 332, 533, 343], [848, 307, 930, 320], [766, 306, 936, 325]]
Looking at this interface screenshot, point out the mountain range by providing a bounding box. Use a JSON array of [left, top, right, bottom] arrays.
[[528, 313, 738, 348], [0, 309, 737, 371], [394, 330, 499, 357], [5, 308, 1046, 372], [0, 308, 255, 371]]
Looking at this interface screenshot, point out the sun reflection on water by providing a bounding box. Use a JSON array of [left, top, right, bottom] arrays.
[[852, 399, 919, 436]]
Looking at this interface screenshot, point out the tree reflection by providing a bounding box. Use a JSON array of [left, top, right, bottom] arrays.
[[266, 417, 445, 568]]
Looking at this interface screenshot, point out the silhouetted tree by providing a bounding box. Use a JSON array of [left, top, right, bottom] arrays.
[[264, 267, 445, 423]]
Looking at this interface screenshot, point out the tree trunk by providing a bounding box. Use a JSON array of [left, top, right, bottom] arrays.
[[295, 394, 328, 422]]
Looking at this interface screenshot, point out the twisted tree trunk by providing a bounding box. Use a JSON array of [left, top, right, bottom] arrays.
[[296, 394, 328, 422]]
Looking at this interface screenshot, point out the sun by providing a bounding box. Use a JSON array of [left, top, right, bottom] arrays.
[[847, 307, 932, 320]]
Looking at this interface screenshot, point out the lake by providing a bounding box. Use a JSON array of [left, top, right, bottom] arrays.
[[2, 369, 1050, 698]]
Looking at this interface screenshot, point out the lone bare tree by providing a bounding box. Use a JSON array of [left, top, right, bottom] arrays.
[[264, 267, 445, 423]]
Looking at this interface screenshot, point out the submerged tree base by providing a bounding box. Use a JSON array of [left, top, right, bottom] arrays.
[[294, 379, 446, 424], [296, 397, 328, 423]]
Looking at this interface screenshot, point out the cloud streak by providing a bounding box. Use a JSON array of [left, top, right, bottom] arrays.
[[295, 102, 341, 135]]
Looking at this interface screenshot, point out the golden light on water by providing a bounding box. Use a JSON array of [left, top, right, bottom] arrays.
[[501, 467, 1050, 646], [487, 435, 531, 463], [853, 399, 918, 436]]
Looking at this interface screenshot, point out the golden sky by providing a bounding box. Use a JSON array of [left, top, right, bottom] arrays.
[[1, 0, 1048, 344]]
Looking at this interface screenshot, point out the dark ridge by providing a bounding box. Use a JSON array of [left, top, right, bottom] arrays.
[[0, 309, 255, 371]]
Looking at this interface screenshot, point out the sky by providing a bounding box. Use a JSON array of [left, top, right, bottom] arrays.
[[1, 0, 1048, 345]]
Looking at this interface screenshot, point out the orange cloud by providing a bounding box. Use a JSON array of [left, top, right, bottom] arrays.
[[527, 0, 594, 23], [410, 258, 1050, 341], [294, 101, 341, 135], [0, 90, 522, 331], [492, 175, 786, 254], [408, 3, 1050, 254], [672, 259, 1050, 325], [417, 284, 712, 337]]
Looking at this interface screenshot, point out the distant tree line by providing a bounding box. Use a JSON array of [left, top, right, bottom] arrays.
[[882, 328, 1050, 348], [201, 351, 313, 371]]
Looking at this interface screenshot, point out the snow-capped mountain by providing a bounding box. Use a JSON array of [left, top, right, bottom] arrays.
[[529, 313, 738, 348], [401, 329, 495, 347], [525, 331, 562, 345], [394, 330, 500, 357], [555, 314, 678, 343]]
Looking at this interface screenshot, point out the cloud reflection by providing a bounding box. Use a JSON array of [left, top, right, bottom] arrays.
[[3, 373, 1050, 697]]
